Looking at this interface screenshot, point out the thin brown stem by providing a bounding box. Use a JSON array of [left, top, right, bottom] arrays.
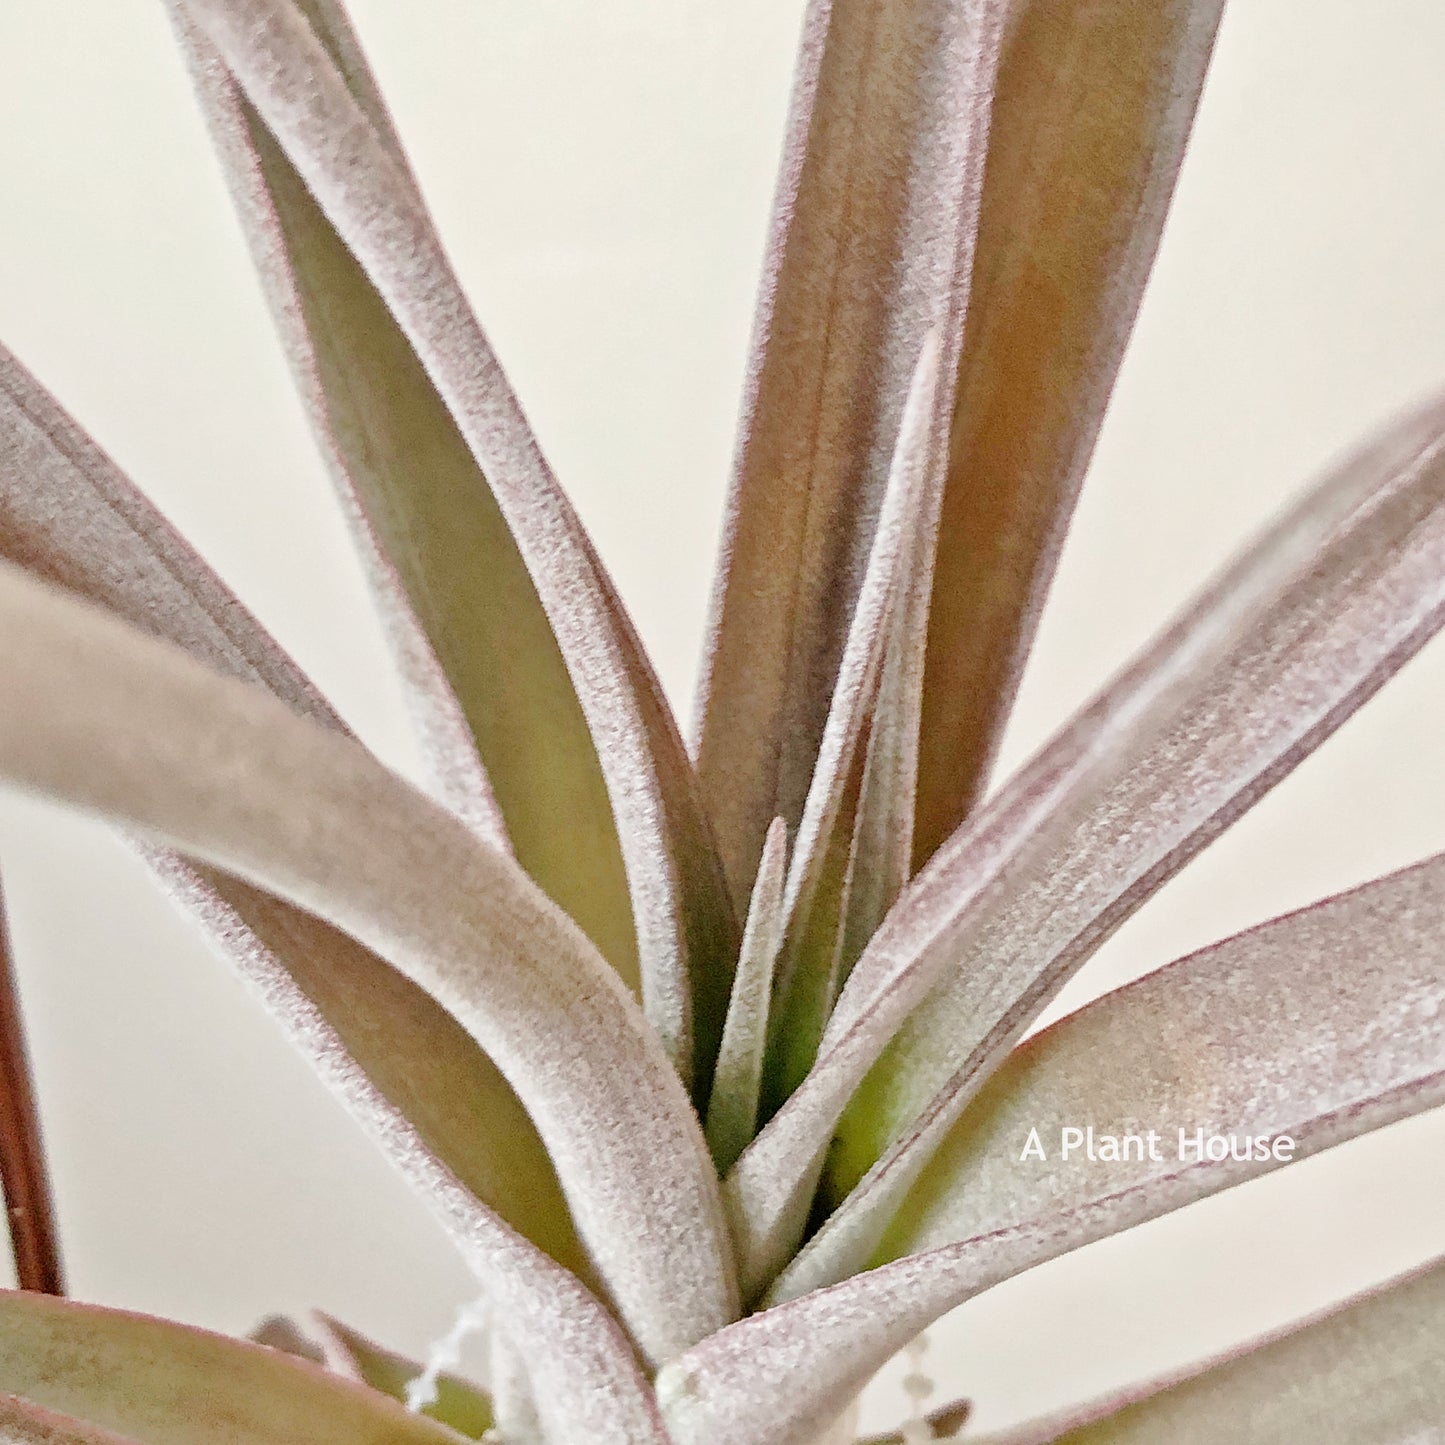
[[0, 875, 64, 1294]]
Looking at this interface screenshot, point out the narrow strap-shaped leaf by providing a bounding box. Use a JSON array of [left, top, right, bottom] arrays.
[[169, 1, 506, 847], [724, 393, 1445, 1291], [659, 853, 1445, 1445], [825, 393, 1445, 1217], [839, 338, 950, 979], [762, 744, 867, 1135], [969, 1257, 1445, 1444], [0, 1291, 465, 1445], [694, 0, 1005, 903], [0, 872, 64, 1295], [177, 0, 737, 1089], [0, 343, 591, 1282], [314, 1314, 494, 1438], [0, 1397, 143, 1445], [763, 339, 945, 1120], [0, 351, 672, 1438], [787, 850, 1445, 1297], [0, 561, 737, 1366], [914, 0, 1226, 863], [706, 817, 790, 1173]]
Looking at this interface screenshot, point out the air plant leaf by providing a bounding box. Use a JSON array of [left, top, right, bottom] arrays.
[[2, 0, 1442, 1439], [660, 853, 1445, 1445], [314, 1313, 495, 1438], [762, 337, 946, 1124], [970, 1257, 1445, 1444], [800, 852, 1445, 1297], [0, 559, 737, 1368], [705, 816, 790, 1173], [914, 0, 1226, 863], [693, 0, 1005, 903], [0, 344, 591, 1283], [826, 393, 1445, 1217], [0, 1290, 466, 1445], [173, 0, 738, 1090], [724, 392, 1445, 1291]]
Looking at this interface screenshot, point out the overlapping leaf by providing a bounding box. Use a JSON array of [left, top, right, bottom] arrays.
[[724, 394, 1445, 1292], [694, 0, 1005, 902], [0, 344, 589, 1281], [174, 0, 737, 1090], [706, 816, 790, 1173], [660, 853, 1445, 1444], [761, 339, 945, 1131], [0, 559, 736, 1371], [315, 1313, 494, 1438], [0, 1291, 464, 1445]]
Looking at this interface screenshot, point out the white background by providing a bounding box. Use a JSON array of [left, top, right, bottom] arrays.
[[2, 0, 1444, 1432]]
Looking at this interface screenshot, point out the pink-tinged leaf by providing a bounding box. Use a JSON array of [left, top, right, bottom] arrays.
[[0, 344, 591, 1284], [726, 393, 1445, 1286], [0, 348, 665, 1444], [169, 0, 586, 916], [314, 1314, 494, 1438], [970, 1257, 1445, 1444], [0, 562, 737, 1368], [694, 0, 1005, 904], [176, 0, 737, 1090], [915, 0, 1226, 863], [0, 1291, 464, 1444], [660, 855, 1445, 1444], [706, 817, 790, 1174], [0, 1397, 142, 1445], [840, 333, 950, 990], [827, 392, 1445, 1219], [762, 338, 945, 1127]]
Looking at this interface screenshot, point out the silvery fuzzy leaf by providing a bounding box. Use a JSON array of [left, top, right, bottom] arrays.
[[660, 853, 1445, 1444], [694, 0, 1005, 904], [706, 816, 790, 1174], [0, 559, 737, 1375], [914, 0, 1226, 862], [969, 1257, 1445, 1443], [762, 337, 945, 1134], [0, 343, 592, 1287], [726, 392, 1445, 1290], [176, 0, 738, 1092]]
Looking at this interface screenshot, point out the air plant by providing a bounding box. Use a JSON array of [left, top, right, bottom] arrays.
[[0, 0, 1442, 1441]]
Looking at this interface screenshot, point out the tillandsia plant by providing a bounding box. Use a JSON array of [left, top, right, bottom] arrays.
[[0, 0, 1443, 1442]]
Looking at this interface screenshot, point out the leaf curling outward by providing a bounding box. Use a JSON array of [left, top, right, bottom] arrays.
[[172, 0, 740, 1100], [0, 0, 1443, 1440]]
